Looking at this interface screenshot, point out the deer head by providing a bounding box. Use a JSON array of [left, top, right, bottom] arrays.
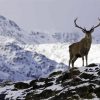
[[74, 18, 100, 38]]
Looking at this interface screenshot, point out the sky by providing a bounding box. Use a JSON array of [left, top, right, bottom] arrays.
[[0, 0, 100, 33]]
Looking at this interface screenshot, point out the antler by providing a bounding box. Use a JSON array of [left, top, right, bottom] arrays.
[[74, 18, 86, 31], [93, 18, 100, 29]]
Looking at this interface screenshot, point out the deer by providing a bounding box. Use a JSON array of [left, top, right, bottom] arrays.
[[69, 18, 100, 68]]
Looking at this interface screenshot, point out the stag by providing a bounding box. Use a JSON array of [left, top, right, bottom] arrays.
[[69, 18, 100, 68]]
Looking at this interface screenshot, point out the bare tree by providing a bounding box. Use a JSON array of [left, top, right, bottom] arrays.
[[69, 18, 100, 68]]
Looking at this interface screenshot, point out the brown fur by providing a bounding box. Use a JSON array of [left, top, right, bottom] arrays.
[[69, 18, 100, 68]]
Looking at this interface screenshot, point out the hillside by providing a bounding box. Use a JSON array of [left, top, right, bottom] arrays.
[[0, 63, 100, 100]]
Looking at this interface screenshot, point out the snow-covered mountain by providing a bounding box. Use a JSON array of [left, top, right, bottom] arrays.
[[0, 15, 83, 45], [29, 30, 100, 44], [0, 15, 100, 83], [0, 15, 69, 82], [0, 15, 100, 45], [0, 35, 67, 82], [0, 15, 80, 44], [29, 31, 83, 44], [0, 15, 41, 44], [0, 15, 81, 82]]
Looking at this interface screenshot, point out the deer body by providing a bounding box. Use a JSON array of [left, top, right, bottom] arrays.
[[69, 18, 100, 68]]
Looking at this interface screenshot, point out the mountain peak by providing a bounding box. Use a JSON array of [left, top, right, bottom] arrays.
[[0, 15, 6, 20]]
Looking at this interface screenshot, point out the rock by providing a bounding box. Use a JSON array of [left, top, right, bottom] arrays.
[[45, 82, 53, 88], [75, 85, 95, 99], [0, 94, 6, 100], [97, 70, 100, 75], [25, 89, 59, 100], [94, 87, 100, 98], [70, 68, 81, 77], [70, 77, 82, 86], [29, 80, 38, 87], [39, 89, 57, 99], [86, 63, 98, 67], [80, 73, 96, 79], [56, 72, 71, 84], [45, 78, 55, 83], [49, 71, 62, 77], [14, 82, 30, 89], [38, 78, 46, 82]]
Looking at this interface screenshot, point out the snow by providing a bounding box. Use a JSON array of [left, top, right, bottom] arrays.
[[0, 31, 67, 82], [0, 85, 13, 93], [26, 43, 100, 67], [45, 84, 62, 91], [0, 24, 66, 81], [0, 37, 67, 82], [5, 89, 25, 100], [37, 82, 45, 86], [0, 85, 27, 100]]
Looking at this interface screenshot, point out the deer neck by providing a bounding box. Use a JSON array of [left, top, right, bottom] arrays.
[[84, 35, 92, 47], [85, 35, 92, 42]]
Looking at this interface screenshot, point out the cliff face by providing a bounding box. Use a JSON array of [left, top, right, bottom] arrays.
[[0, 63, 100, 100]]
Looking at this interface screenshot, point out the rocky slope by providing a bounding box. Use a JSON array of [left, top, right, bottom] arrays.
[[0, 63, 100, 100]]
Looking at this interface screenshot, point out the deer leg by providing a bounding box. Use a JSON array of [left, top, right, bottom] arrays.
[[69, 56, 71, 67], [69, 58, 73, 68], [69, 59, 71, 68], [69, 53, 73, 68], [82, 56, 84, 66], [85, 55, 88, 66], [72, 56, 77, 68]]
